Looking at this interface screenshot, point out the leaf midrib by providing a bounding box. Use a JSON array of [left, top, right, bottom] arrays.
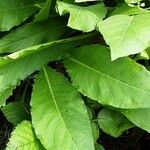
[[0, 25, 66, 50], [69, 57, 149, 93], [60, 2, 100, 24], [114, 16, 134, 51], [43, 67, 78, 150]]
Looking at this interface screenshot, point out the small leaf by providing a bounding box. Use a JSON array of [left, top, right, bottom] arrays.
[[91, 122, 100, 142], [31, 67, 94, 150], [86, 106, 99, 142], [134, 50, 149, 61], [120, 108, 150, 133], [6, 121, 45, 150], [2, 102, 29, 126], [0, 86, 16, 107], [95, 144, 105, 150], [98, 14, 150, 60], [98, 108, 134, 137], [110, 3, 150, 15], [57, 1, 106, 32], [64, 44, 150, 108], [35, 0, 52, 21]]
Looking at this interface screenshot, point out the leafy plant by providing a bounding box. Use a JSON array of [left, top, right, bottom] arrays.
[[0, 0, 150, 149]]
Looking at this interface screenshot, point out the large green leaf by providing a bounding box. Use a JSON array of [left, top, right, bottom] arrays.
[[2, 102, 29, 126], [57, 1, 106, 32], [0, 0, 43, 31], [0, 33, 95, 110], [98, 14, 150, 60], [98, 108, 134, 137], [120, 108, 150, 133], [6, 121, 45, 150], [0, 17, 67, 53], [31, 67, 94, 150], [64, 44, 150, 108]]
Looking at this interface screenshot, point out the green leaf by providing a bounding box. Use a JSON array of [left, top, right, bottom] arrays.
[[98, 14, 150, 60], [35, 0, 52, 21], [2, 102, 29, 126], [0, 17, 67, 53], [63, 0, 75, 4], [64, 44, 150, 108], [95, 144, 105, 150], [134, 50, 149, 61], [98, 108, 134, 137], [91, 122, 100, 142], [31, 67, 94, 150], [6, 121, 45, 150], [125, 0, 141, 4], [120, 108, 150, 133], [110, 3, 150, 15], [57, 1, 106, 32], [0, 86, 15, 107], [86, 106, 99, 143], [0, 0, 42, 31], [0, 33, 95, 107], [75, 0, 100, 2]]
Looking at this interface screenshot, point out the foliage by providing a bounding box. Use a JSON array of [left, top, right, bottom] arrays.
[[0, 0, 150, 149]]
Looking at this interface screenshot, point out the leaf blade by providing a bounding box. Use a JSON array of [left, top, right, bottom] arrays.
[[98, 14, 150, 60], [57, 1, 106, 32], [64, 44, 150, 108], [2, 102, 29, 126], [0, 33, 95, 114], [0, 0, 42, 31], [31, 67, 94, 150], [120, 108, 150, 133], [0, 17, 67, 53], [98, 108, 134, 137], [6, 121, 45, 150]]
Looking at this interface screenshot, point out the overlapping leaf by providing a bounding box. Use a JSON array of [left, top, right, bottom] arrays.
[[110, 3, 150, 15], [6, 121, 45, 150], [64, 44, 150, 108], [120, 108, 150, 133], [75, 0, 100, 2], [0, 33, 95, 107], [0, 17, 67, 53], [57, 1, 106, 32], [95, 144, 105, 150], [2, 102, 29, 126], [35, 0, 52, 21], [98, 108, 134, 137], [86, 106, 99, 143], [31, 67, 94, 150], [0, 86, 15, 107], [0, 0, 43, 31], [98, 14, 150, 60]]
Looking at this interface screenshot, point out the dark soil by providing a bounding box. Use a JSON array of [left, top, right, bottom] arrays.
[[99, 128, 150, 150], [0, 111, 12, 150]]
